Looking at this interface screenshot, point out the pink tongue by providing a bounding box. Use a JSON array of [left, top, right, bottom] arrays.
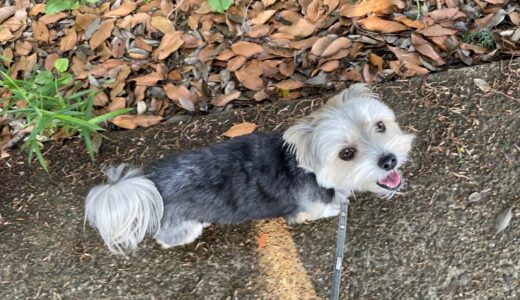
[[379, 170, 401, 188]]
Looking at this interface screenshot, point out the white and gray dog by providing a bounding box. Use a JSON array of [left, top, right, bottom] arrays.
[[85, 84, 414, 255]]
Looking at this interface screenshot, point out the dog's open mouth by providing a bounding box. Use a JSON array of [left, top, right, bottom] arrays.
[[377, 170, 401, 190]]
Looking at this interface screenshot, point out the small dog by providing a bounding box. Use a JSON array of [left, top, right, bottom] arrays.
[[85, 84, 414, 255]]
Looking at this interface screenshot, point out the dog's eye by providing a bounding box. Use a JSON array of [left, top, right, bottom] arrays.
[[375, 121, 386, 133], [339, 147, 356, 161]]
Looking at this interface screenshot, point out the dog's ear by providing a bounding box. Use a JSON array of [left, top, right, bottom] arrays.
[[283, 121, 316, 171], [327, 83, 376, 107]]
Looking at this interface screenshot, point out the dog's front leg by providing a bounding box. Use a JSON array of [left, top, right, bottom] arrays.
[[317, 190, 351, 219]]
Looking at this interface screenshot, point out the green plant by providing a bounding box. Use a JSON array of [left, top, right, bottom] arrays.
[[415, 0, 421, 20], [208, 0, 233, 13], [0, 58, 130, 171], [462, 29, 496, 49], [45, 0, 100, 15]]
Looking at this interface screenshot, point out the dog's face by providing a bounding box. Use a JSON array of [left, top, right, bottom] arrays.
[[284, 84, 415, 198]]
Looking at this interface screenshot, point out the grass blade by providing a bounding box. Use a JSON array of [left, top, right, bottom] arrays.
[[88, 108, 132, 124], [31, 140, 48, 172], [53, 114, 104, 131], [81, 130, 95, 162]]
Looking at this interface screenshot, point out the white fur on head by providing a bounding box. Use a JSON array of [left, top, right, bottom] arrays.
[[327, 83, 377, 108], [283, 84, 415, 196]]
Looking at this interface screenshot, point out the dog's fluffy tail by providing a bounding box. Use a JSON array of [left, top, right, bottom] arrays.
[[85, 165, 163, 255]]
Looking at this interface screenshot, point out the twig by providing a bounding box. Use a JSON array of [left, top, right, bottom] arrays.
[[1, 126, 32, 150], [168, 0, 188, 23], [243, 0, 254, 25]]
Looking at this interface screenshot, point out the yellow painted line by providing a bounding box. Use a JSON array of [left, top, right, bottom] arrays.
[[254, 219, 319, 300]]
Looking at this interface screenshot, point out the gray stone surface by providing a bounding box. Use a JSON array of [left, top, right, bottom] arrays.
[[1, 59, 519, 299]]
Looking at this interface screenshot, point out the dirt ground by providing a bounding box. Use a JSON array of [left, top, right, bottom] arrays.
[[1, 59, 519, 299]]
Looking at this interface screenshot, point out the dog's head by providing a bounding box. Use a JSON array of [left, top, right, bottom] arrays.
[[284, 84, 415, 198]]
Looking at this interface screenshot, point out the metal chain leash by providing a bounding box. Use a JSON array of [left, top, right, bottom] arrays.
[[330, 199, 350, 300]]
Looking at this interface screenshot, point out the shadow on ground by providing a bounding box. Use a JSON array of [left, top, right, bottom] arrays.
[[1, 59, 519, 299]]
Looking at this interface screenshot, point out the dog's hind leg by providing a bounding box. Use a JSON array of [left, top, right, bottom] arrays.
[[155, 221, 204, 249]]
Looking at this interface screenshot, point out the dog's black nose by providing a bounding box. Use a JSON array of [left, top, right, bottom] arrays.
[[378, 153, 397, 171]]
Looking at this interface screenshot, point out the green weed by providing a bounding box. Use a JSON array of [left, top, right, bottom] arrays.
[[463, 29, 496, 49], [208, 0, 233, 13], [45, 0, 100, 15], [0, 58, 130, 171]]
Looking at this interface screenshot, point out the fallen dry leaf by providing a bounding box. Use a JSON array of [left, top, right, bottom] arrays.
[[343, 69, 363, 82], [44, 53, 58, 71], [164, 84, 196, 102], [393, 15, 426, 29], [340, 0, 404, 18], [262, 0, 276, 7], [251, 10, 277, 25], [227, 56, 247, 71], [0, 27, 14, 42], [107, 97, 126, 112], [15, 40, 31, 56], [311, 36, 334, 56], [222, 122, 257, 138], [131, 72, 164, 86], [411, 33, 445, 66], [321, 37, 352, 57], [152, 31, 184, 60], [248, 24, 271, 38], [262, 60, 281, 79], [484, 0, 506, 3], [275, 79, 304, 90], [253, 90, 269, 101], [211, 91, 241, 106], [39, 12, 67, 26], [187, 15, 198, 30], [359, 16, 408, 33], [473, 78, 492, 92], [318, 60, 340, 72], [93, 89, 109, 106], [427, 8, 466, 21], [231, 41, 264, 58], [495, 207, 512, 234], [60, 28, 77, 52], [182, 34, 204, 48], [89, 19, 115, 50], [104, 2, 137, 17], [32, 21, 49, 42], [76, 13, 97, 31], [235, 60, 264, 90], [509, 12, 520, 26], [388, 46, 429, 76], [0, 6, 16, 24], [216, 48, 236, 61], [369, 52, 384, 71], [111, 115, 163, 130], [111, 37, 126, 58], [277, 17, 315, 39], [290, 36, 320, 49], [420, 24, 458, 37], [150, 15, 175, 34], [279, 60, 295, 76]]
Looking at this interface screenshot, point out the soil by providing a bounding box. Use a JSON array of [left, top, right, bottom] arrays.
[[1, 59, 519, 299]]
